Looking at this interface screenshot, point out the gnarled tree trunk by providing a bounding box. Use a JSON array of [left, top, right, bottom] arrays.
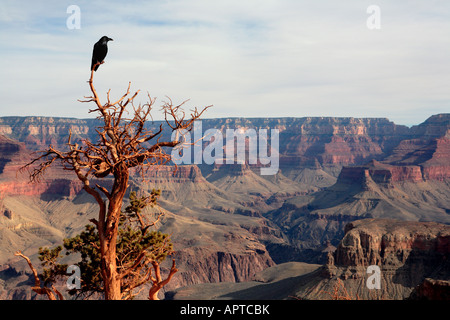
[[20, 64, 209, 300]]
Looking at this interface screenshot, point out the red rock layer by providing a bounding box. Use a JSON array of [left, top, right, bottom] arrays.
[[335, 219, 450, 267]]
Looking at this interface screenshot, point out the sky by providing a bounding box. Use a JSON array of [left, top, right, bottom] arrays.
[[0, 0, 449, 126]]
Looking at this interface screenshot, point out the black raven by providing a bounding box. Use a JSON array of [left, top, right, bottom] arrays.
[[91, 36, 113, 71]]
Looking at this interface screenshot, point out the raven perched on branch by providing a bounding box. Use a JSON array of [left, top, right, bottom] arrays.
[[91, 36, 113, 71]]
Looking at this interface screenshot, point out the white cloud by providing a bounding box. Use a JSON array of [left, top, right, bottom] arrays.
[[0, 0, 449, 125]]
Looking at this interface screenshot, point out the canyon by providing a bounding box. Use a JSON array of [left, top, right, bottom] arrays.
[[0, 113, 449, 299], [169, 218, 450, 300]]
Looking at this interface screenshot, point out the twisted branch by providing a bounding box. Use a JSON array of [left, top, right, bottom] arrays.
[[18, 63, 209, 300], [14, 251, 63, 300]]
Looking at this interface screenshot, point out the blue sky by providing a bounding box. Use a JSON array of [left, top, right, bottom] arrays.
[[0, 0, 449, 125]]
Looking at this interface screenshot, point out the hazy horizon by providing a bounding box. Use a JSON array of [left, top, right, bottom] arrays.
[[2, 113, 449, 128]]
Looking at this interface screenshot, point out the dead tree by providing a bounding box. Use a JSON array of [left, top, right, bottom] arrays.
[[21, 64, 210, 300]]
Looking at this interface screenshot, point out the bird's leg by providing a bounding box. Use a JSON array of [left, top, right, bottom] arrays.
[[92, 62, 102, 71]]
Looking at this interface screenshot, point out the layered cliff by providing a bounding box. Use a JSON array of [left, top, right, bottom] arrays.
[[338, 161, 424, 186], [307, 219, 450, 300], [268, 157, 450, 263], [0, 117, 97, 151], [268, 114, 450, 262], [0, 135, 30, 177], [169, 219, 450, 300], [0, 134, 84, 198], [1, 114, 447, 189], [334, 219, 450, 268], [383, 113, 450, 181], [1, 114, 449, 299], [168, 247, 274, 290], [274, 117, 410, 173], [0, 115, 416, 176]]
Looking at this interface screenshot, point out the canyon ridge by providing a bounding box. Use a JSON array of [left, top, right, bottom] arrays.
[[0, 114, 449, 299]]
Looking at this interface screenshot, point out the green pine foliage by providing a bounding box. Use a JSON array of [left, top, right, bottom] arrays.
[[38, 189, 173, 299], [63, 224, 103, 295], [38, 246, 67, 285]]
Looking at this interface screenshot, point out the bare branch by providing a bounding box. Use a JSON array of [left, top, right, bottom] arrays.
[[14, 251, 41, 288], [19, 65, 209, 300], [14, 251, 62, 300], [96, 184, 111, 200], [148, 259, 178, 300]]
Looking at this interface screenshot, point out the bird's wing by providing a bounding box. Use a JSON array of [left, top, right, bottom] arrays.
[[91, 42, 108, 71], [91, 42, 99, 70]]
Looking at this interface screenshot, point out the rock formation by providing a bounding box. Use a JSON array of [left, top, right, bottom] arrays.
[[0, 114, 449, 299], [167, 219, 449, 300], [305, 219, 450, 300]]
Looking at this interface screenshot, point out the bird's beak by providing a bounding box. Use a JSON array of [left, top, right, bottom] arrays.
[[108, 38, 114, 41]]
